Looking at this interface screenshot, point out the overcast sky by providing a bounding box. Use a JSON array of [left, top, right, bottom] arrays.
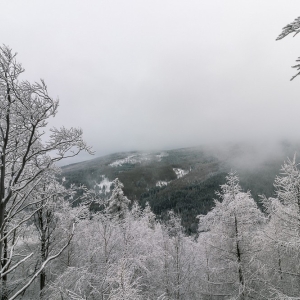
[[2, 1, 300, 164]]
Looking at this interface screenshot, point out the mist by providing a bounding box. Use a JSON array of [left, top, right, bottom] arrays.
[[2, 1, 300, 165]]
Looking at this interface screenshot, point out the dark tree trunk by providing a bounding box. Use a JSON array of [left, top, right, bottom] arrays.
[[39, 210, 47, 298], [234, 214, 244, 300], [1, 223, 8, 300]]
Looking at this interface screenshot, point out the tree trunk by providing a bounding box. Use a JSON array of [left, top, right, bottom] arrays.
[[40, 245, 46, 297], [0, 156, 6, 267], [40, 269, 46, 298], [1, 223, 8, 300], [234, 213, 244, 300], [39, 212, 46, 298]]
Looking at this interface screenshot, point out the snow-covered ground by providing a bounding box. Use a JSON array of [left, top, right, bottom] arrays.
[[94, 176, 113, 194], [156, 180, 169, 187], [109, 154, 150, 167], [156, 168, 189, 187], [156, 152, 169, 161], [173, 168, 189, 179], [109, 152, 168, 167]]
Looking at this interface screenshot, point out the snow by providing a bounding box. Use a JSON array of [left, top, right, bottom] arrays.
[[173, 168, 189, 179], [156, 181, 169, 187], [156, 152, 169, 161], [109, 154, 150, 167], [156, 167, 188, 187], [95, 176, 114, 194], [109, 152, 169, 167]]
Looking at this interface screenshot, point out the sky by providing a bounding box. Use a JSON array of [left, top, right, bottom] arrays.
[[1, 1, 300, 164]]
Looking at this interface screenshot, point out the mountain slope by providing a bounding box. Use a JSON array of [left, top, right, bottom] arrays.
[[61, 143, 297, 233]]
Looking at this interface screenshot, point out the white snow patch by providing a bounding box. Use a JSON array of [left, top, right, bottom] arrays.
[[95, 176, 113, 194], [110, 154, 150, 167], [109, 152, 169, 167], [156, 152, 169, 161], [173, 168, 189, 179], [156, 181, 169, 187]]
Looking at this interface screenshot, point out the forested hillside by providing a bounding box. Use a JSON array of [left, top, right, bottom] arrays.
[[61, 144, 293, 233]]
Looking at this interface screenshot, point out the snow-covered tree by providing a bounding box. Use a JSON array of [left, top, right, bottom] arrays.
[[156, 211, 197, 300], [107, 257, 142, 300], [105, 179, 130, 219], [277, 15, 300, 80], [142, 202, 156, 229], [261, 157, 300, 298], [0, 45, 92, 299], [198, 172, 265, 299]]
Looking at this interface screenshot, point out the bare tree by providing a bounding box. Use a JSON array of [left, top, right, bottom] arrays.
[[0, 45, 93, 299]]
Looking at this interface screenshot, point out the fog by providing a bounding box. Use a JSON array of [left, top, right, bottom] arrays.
[[2, 1, 300, 165]]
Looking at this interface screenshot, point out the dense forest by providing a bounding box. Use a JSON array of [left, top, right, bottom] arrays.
[[7, 160, 300, 299]]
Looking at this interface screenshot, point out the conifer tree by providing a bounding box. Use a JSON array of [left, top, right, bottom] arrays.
[[105, 179, 130, 219], [198, 172, 264, 299], [262, 157, 300, 298], [277, 16, 300, 80]]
